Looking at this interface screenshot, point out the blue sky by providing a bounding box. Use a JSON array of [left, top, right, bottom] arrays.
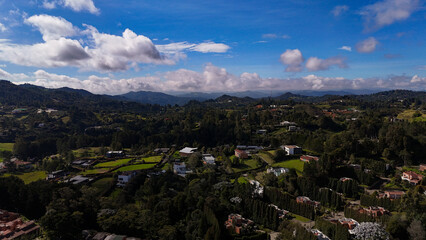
[[0, 0, 424, 94]]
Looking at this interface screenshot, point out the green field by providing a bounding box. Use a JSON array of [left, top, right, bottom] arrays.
[[257, 152, 274, 165], [81, 168, 110, 175], [0, 143, 14, 152], [2, 171, 46, 184], [161, 163, 170, 170], [91, 177, 114, 192], [272, 159, 304, 175], [72, 147, 103, 158], [138, 156, 162, 163], [397, 110, 426, 122], [95, 158, 132, 168], [232, 159, 260, 173], [231, 176, 248, 184], [114, 163, 156, 172], [289, 213, 311, 222]]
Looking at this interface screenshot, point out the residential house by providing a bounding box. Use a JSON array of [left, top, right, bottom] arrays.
[[0, 209, 40, 239], [296, 196, 321, 208], [68, 175, 90, 185], [173, 162, 193, 177], [280, 121, 296, 126], [154, 148, 170, 154], [288, 126, 300, 132], [359, 206, 389, 218], [47, 170, 67, 180], [234, 149, 249, 159], [11, 159, 33, 170], [224, 214, 254, 235], [267, 167, 289, 177], [281, 145, 302, 155], [256, 129, 267, 135], [106, 151, 125, 158], [382, 190, 405, 200], [338, 218, 359, 234], [202, 154, 215, 165], [401, 171, 423, 185], [300, 155, 319, 163], [179, 147, 197, 157], [117, 171, 138, 187]]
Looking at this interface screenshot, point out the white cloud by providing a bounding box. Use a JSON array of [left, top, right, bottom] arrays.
[[11, 65, 426, 94], [356, 37, 379, 53], [262, 33, 291, 39], [157, 41, 230, 54], [0, 22, 6, 32], [42, 0, 57, 9], [280, 49, 304, 72], [338, 46, 352, 51], [25, 15, 78, 41], [360, 0, 420, 31], [305, 56, 347, 71], [332, 5, 349, 17], [42, 0, 100, 14], [63, 0, 100, 14], [0, 68, 29, 81]]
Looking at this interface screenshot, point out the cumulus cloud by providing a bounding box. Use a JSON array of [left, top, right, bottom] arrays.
[[0, 68, 29, 81], [280, 49, 304, 72], [338, 46, 352, 51], [332, 5, 349, 17], [356, 37, 379, 53], [157, 41, 230, 55], [0, 22, 6, 32], [262, 34, 291, 39], [306, 56, 347, 71], [360, 0, 420, 31], [25, 15, 79, 41], [11, 64, 425, 95], [42, 0, 100, 14]]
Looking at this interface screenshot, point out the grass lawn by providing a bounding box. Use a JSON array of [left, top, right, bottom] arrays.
[[257, 152, 274, 165], [139, 156, 162, 163], [232, 176, 248, 184], [95, 158, 132, 168], [91, 177, 114, 191], [232, 159, 260, 173], [2, 171, 47, 184], [289, 213, 311, 222], [81, 168, 110, 175], [161, 163, 170, 170], [272, 128, 288, 136], [114, 163, 156, 172], [72, 147, 103, 158], [0, 143, 14, 152], [397, 110, 426, 122], [272, 159, 304, 175]]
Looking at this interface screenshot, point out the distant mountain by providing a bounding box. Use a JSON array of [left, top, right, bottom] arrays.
[[175, 91, 280, 99], [120, 91, 193, 106], [290, 89, 383, 97]]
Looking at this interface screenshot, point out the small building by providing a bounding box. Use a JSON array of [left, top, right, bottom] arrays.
[[256, 129, 267, 135], [288, 126, 299, 132], [0, 209, 40, 239], [235, 149, 249, 159], [267, 167, 289, 177], [281, 145, 302, 155], [225, 214, 254, 235], [154, 148, 170, 154], [202, 154, 215, 165], [296, 196, 321, 208], [383, 190, 405, 200], [420, 164, 426, 172], [280, 121, 296, 126], [173, 162, 193, 177], [179, 147, 197, 157], [311, 229, 331, 240], [47, 170, 67, 180], [300, 155, 319, 163], [339, 177, 353, 182], [359, 206, 389, 218], [106, 151, 125, 158], [401, 171, 423, 185], [117, 171, 137, 187], [68, 175, 90, 185]]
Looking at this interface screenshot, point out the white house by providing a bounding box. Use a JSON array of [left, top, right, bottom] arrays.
[[179, 147, 197, 157], [281, 145, 302, 155], [173, 162, 193, 177], [202, 154, 215, 165], [117, 171, 137, 186], [267, 167, 289, 177]]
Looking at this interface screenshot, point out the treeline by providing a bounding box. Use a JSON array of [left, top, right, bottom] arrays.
[[328, 178, 360, 198], [344, 206, 390, 225], [241, 198, 279, 230], [295, 177, 343, 210], [360, 194, 401, 211], [315, 217, 351, 240], [264, 188, 315, 220]]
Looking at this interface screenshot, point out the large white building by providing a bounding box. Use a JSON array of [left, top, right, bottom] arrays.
[[281, 145, 302, 155]]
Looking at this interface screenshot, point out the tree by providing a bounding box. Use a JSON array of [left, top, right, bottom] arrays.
[[407, 219, 425, 240], [352, 222, 390, 240]]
